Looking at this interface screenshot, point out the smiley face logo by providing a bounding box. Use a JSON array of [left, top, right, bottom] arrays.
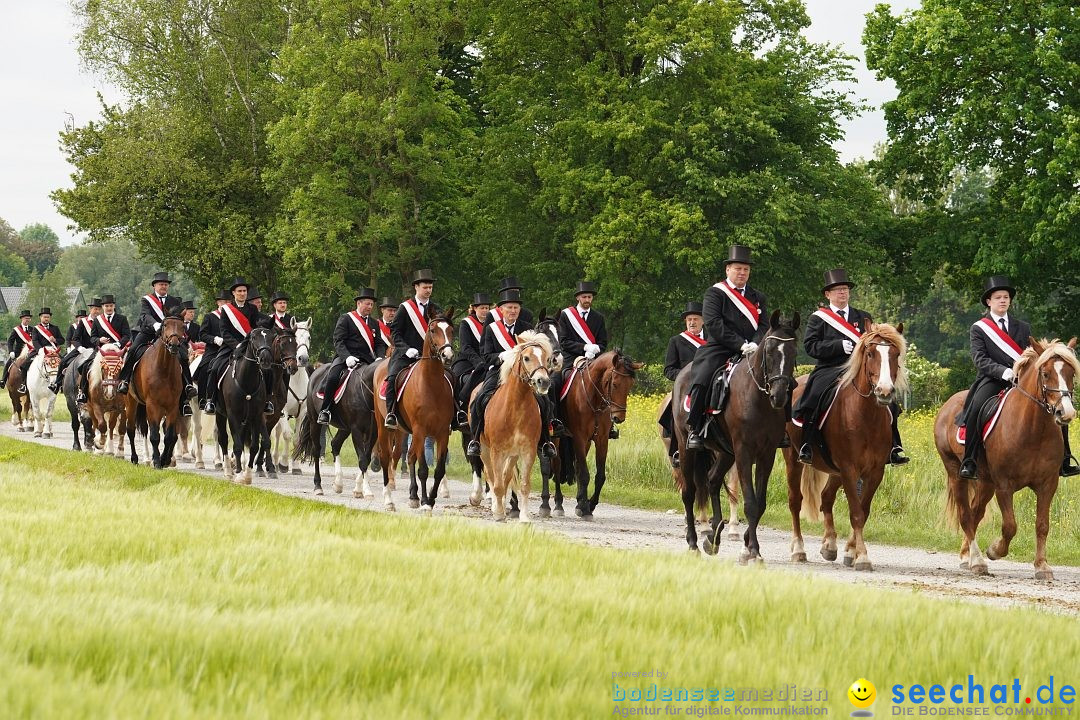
[[848, 678, 876, 712]]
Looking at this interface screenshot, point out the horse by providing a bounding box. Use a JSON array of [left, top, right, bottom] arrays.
[[468, 331, 553, 521], [782, 322, 906, 571], [124, 315, 185, 469], [6, 351, 32, 432], [555, 348, 644, 519], [935, 337, 1078, 581], [251, 327, 300, 479], [175, 341, 208, 467], [271, 318, 312, 475], [216, 326, 275, 484], [62, 350, 94, 451], [373, 308, 457, 512], [26, 348, 61, 439], [86, 343, 127, 458], [672, 310, 800, 560], [294, 357, 382, 498]]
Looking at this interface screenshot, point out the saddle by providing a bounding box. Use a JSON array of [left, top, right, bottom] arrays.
[[954, 390, 1010, 445], [379, 362, 420, 402], [316, 366, 356, 404], [706, 361, 737, 415]]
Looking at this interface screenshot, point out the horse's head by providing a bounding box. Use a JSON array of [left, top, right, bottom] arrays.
[[843, 322, 907, 406], [426, 310, 455, 367], [293, 317, 312, 366], [43, 348, 61, 376], [271, 328, 300, 376], [593, 349, 644, 424], [754, 310, 801, 410], [99, 346, 124, 399], [160, 316, 187, 356], [535, 310, 564, 372], [1019, 337, 1079, 425], [501, 330, 553, 396]]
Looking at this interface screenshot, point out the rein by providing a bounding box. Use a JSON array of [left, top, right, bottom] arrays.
[[578, 357, 634, 415], [1014, 369, 1074, 416], [850, 340, 899, 399], [746, 334, 796, 395]]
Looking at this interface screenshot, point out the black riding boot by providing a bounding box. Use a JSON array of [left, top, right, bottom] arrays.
[[466, 392, 486, 457], [383, 371, 400, 428], [685, 384, 706, 450], [888, 403, 909, 464], [537, 395, 556, 458], [959, 435, 980, 479], [317, 365, 344, 425], [1062, 426, 1079, 477], [178, 347, 198, 399], [798, 418, 817, 464]]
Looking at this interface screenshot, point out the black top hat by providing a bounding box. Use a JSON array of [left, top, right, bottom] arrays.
[[723, 245, 753, 266], [982, 275, 1015, 306], [248, 288, 262, 300], [163, 296, 184, 317], [354, 287, 377, 302], [229, 277, 248, 292], [101, 294, 116, 305], [574, 281, 597, 297], [40, 307, 52, 316], [182, 300, 196, 310], [681, 301, 704, 319], [270, 291, 289, 303], [411, 268, 435, 285], [498, 276, 523, 292], [379, 296, 398, 309], [497, 289, 523, 307], [471, 292, 492, 307], [88, 297, 103, 308], [215, 289, 231, 302], [75, 308, 87, 317], [150, 272, 172, 285], [822, 268, 854, 292], [19, 309, 31, 318]]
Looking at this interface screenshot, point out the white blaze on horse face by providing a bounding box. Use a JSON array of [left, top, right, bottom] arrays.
[[437, 322, 453, 361], [1054, 360, 1076, 422], [295, 324, 311, 366], [875, 343, 894, 397]]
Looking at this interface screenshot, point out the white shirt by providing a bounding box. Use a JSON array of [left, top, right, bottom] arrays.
[[990, 312, 1008, 332], [575, 304, 590, 320], [830, 304, 849, 320]]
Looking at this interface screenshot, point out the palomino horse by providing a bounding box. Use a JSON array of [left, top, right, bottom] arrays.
[[557, 349, 644, 518], [935, 337, 1078, 581], [782, 322, 906, 571], [672, 311, 800, 560], [86, 343, 127, 458], [373, 309, 457, 512], [6, 351, 32, 432], [294, 358, 382, 498], [271, 318, 312, 475], [470, 331, 553, 521], [216, 327, 276, 484], [125, 315, 185, 469], [63, 352, 94, 451], [175, 341, 208, 467], [27, 348, 61, 438]]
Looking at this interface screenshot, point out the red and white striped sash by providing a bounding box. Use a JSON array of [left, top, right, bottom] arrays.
[[562, 306, 596, 345], [974, 317, 1022, 362], [348, 311, 375, 354], [813, 307, 862, 344], [714, 281, 759, 329]]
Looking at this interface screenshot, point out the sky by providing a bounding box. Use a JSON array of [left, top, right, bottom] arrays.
[[0, 0, 921, 248]]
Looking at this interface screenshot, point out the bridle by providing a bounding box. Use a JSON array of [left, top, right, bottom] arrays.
[[745, 333, 796, 396], [1014, 356, 1076, 417], [512, 341, 551, 390], [579, 355, 634, 415], [270, 331, 299, 374], [422, 321, 453, 365], [536, 320, 564, 370], [159, 318, 186, 356], [850, 339, 899, 399]]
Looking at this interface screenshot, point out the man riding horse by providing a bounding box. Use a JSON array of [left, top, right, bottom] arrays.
[[268, 291, 294, 331], [685, 245, 768, 450], [378, 297, 396, 349], [486, 277, 535, 327], [316, 287, 386, 425], [202, 277, 274, 416], [958, 275, 1079, 479], [658, 301, 707, 462], [551, 280, 609, 439], [453, 292, 491, 426], [196, 289, 231, 412], [793, 269, 909, 466], [1, 309, 34, 391], [14, 308, 62, 380], [49, 298, 101, 401]]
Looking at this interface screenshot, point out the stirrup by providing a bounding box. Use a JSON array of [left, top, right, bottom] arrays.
[[181, 404, 193, 417], [1061, 455, 1080, 477], [48, 383, 60, 394], [778, 433, 791, 449], [889, 445, 910, 465], [17, 384, 26, 394], [670, 450, 680, 469], [316, 409, 331, 425], [798, 444, 813, 465], [958, 459, 978, 480], [551, 419, 570, 438], [76, 391, 87, 403], [264, 401, 275, 415], [685, 432, 704, 450], [466, 439, 481, 457], [384, 412, 399, 429], [202, 401, 216, 415], [184, 384, 198, 399], [608, 425, 619, 440], [455, 409, 468, 427], [539, 441, 556, 459], [116, 381, 129, 395]]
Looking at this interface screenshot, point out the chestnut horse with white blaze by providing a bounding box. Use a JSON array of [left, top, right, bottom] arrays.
[[373, 309, 456, 512], [782, 322, 906, 571], [87, 343, 128, 458], [472, 331, 553, 521], [935, 337, 1078, 581], [124, 315, 185, 469]]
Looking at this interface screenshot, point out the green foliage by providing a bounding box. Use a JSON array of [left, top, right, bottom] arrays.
[[14, 224, 62, 274], [0, 218, 38, 284], [902, 345, 949, 410], [628, 363, 668, 396]]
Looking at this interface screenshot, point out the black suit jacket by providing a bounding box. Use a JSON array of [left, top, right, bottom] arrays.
[[219, 302, 269, 349], [7, 324, 34, 356], [804, 306, 872, 369], [92, 313, 131, 347], [456, 315, 486, 373], [557, 307, 608, 361], [332, 312, 384, 365], [30, 323, 62, 351], [183, 321, 202, 343], [700, 281, 767, 362], [480, 320, 535, 366], [390, 299, 442, 359], [134, 293, 179, 335], [664, 332, 705, 381], [971, 315, 1031, 381], [69, 318, 96, 349]]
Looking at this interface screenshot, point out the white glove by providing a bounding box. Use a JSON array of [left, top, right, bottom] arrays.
[[406, 347, 420, 359], [8, 351, 14, 359], [741, 342, 758, 355], [842, 339, 854, 355], [67, 346, 76, 355], [213, 336, 223, 346], [584, 343, 600, 359], [153, 322, 161, 332], [1002, 368, 1014, 382], [346, 356, 359, 368]]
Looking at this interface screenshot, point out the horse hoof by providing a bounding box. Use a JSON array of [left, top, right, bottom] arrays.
[[986, 546, 1003, 561], [277, 463, 289, 473], [333, 483, 343, 494], [538, 506, 551, 518], [267, 471, 277, 480], [574, 507, 593, 520], [508, 509, 520, 519], [195, 461, 205, 469], [494, 515, 507, 523], [314, 488, 324, 496], [291, 468, 302, 476], [214, 462, 222, 470], [352, 490, 362, 499], [792, 552, 807, 563], [386, 503, 396, 512], [843, 555, 854, 567], [737, 549, 750, 566], [33, 432, 41, 438], [971, 563, 988, 576], [553, 508, 564, 517], [256, 469, 266, 478], [42, 432, 52, 439], [821, 548, 837, 562], [409, 498, 420, 509], [855, 560, 873, 572], [1035, 569, 1054, 582], [959, 560, 970, 570], [469, 493, 482, 507], [702, 537, 719, 556], [421, 504, 433, 514]]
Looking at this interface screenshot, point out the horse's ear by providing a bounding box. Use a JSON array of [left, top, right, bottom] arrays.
[[1069, 337, 1077, 349], [305, 316, 312, 326], [444, 306, 456, 323], [791, 311, 800, 331], [896, 322, 904, 335], [631, 360, 644, 370], [290, 316, 297, 331], [862, 318, 872, 334], [538, 308, 547, 323], [769, 309, 780, 329], [1029, 336, 1043, 353]]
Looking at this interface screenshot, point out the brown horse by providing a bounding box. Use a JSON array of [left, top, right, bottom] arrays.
[[935, 337, 1078, 581], [124, 315, 185, 469], [782, 322, 906, 571], [5, 353, 31, 432], [471, 331, 553, 521], [373, 308, 456, 511], [557, 349, 644, 518], [87, 344, 128, 457]]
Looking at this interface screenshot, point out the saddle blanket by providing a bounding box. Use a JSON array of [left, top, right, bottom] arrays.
[[315, 367, 356, 404], [791, 382, 841, 430], [956, 389, 1011, 445], [379, 362, 419, 402], [560, 365, 579, 401]]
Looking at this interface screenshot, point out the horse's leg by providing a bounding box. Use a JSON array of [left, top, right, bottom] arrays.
[[847, 466, 883, 571], [965, 479, 996, 574], [216, 413, 231, 480], [987, 487, 1019, 562], [573, 436, 593, 518], [162, 421, 179, 470], [819, 475, 842, 561], [378, 429, 396, 512], [735, 450, 761, 564], [330, 428, 350, 494], [837, 467, 870, 570], [588, 433, 610, 512], [703, 453, 734, 556], [426, 433, 449, 509], [148, 413, 163, 469], [515, 452, 533, 523], [784, 448, 807, 562], [413, 434, 430, 511], [682, 451, 702, 551], [352, 430, 375, 500], [1031, 479, 1057, 581]]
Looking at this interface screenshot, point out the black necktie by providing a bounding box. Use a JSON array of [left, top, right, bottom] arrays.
[[999, 318, 1007, 332], [506, 324, 514, 335], [840, 309, 846, 322], [581, 311, 588, 321], [736, 287, 745, 295]]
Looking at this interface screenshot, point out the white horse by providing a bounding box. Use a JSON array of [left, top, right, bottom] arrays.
[[176, 341, 214, 468], [26, 349, 61, 438], [271, 317, 311, 476]]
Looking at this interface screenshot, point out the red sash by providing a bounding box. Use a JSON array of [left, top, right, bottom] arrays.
[[490, 306, 504, 325], [274, 313, 288, 330], [814, 307, 862, 344], [97, 315, 122, 344], [714, 281, 760, 329], [143, 294, 166, 321], [80, 317, 94, 336], [14, 324, 33, 348], [679, 331, 706, 348], [402, 299, 429, 337], [348, 311, 376, 354], [378, 320, 392, 348], [221, 303, 253, 336], [492, 322, 517, 351], [562, 306, 596, 344], [975, 317, 1023, 361], [464, 316, 483, 342], [35, 323, 58, 348]]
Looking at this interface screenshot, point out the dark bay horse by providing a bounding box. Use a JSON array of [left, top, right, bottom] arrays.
[[216, 327, 275, 484], [294, 358, 382, 498], [557, 349, 644, 518], [373, 309, 456, 511], [254, 328, 299, 479], [63, 353, 94, 451], [672, 310, 800, 561], [5, 356, 32, 432], [782, 322, 906, 571], [125, 315, 185, 469], [935, 337, 1078, 581]]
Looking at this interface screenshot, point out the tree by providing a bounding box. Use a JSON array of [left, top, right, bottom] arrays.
[[16, 224, 62, 274], [0, 218, 50, 281]]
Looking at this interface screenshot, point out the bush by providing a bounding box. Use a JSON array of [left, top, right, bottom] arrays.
[[631, 363, 669, 396], [903, 345, 950, 409]]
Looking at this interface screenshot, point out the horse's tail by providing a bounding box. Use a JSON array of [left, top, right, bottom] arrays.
[[799, 466, 829, 523], [945, 476, 973, 532], [292, 411, 322, 464]]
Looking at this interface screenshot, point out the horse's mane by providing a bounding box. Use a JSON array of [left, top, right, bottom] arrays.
[[838, 323, 909, 394], [1015, 339, 1080, 380], [498, 331, 553, 386]]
